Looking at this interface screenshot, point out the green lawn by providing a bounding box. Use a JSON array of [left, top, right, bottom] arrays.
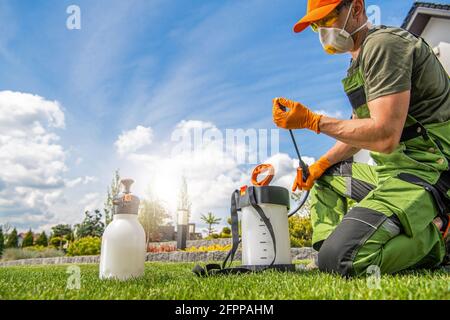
[[0, 262, 449, 300]]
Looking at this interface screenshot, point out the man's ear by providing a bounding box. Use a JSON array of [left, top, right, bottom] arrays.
[[353, 0, 365, 19]]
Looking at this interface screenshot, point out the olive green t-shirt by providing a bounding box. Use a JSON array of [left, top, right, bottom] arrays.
[[349, 26, 450, 125]]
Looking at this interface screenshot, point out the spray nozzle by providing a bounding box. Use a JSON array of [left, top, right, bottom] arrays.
[[121, 179, 134, 194], [112, 179, 140, 214]]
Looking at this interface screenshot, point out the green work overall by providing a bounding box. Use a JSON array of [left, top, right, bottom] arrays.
[[311, 31, 450, 277]]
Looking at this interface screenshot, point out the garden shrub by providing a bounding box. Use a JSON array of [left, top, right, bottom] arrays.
[[1, 247, 64, 261], [219, 233, 232, 239], [289, 215, 313, 248], [49, 236, 68, 249], [26, 245, 50, 252], [205, 233, 220, 240], [220, 227, 232, 238], [66, 237, 101, 257]]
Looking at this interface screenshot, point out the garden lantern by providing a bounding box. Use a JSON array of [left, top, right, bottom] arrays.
[[177, 209, 189, 250]]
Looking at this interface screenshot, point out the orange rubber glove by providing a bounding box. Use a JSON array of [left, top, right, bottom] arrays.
[[292, 156, 332, 192], [273, 97, 323, 133]]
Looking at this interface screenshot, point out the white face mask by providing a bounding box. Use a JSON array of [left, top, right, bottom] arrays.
[[318, 3, 369, 54]]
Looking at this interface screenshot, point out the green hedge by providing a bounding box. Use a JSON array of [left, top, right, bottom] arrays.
[[67, 237, 101, 257], [289, 215, 313, 248]]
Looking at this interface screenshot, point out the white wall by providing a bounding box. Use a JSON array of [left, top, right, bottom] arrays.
[[420, 17, 450, 75], [435, 42, 450, 75], [421, 17, 450, 48]]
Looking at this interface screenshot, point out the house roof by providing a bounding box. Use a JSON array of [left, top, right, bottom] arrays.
[[402, 2, 450, 35]]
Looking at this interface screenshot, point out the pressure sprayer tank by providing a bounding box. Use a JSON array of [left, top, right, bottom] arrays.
[[99, 179, 146, 280], [239, 186, 293, 268]]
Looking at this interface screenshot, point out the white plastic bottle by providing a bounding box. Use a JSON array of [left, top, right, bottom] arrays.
[[99, 179, 146, 281]]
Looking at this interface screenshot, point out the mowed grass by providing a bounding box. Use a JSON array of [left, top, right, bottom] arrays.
[[0, 262, 449, 300]]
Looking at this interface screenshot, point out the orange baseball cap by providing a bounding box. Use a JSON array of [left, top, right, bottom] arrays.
[[293, 0, 343, 33]]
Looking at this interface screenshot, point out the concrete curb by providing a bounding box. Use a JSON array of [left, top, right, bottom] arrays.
[[0, 247, 318, 267]]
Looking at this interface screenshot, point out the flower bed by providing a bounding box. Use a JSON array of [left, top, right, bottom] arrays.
[[184, 244, 232, 252]]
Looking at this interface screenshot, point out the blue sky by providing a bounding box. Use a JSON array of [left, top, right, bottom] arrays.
[[0, 0, 427, 232]]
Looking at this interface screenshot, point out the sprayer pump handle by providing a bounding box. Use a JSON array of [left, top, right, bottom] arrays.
[[121, 179, 134, 194]]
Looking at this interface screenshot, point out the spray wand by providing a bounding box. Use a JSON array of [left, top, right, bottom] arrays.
[[279, 106, 311, 217], [288, 129, 310, 182]]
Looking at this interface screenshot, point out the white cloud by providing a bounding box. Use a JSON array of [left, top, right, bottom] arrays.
[[0, 91, 68, 229], [115, 125, 153, 156], [0, 91, 100, 231], [0, 91, 68, 191], [0, 90, 65, 130], [80, 192, 103, 213], [0, 93, 66, 184], [66, 176, 98, 188]]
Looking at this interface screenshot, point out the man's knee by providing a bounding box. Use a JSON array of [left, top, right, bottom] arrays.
[[317, 207, 388, 277]]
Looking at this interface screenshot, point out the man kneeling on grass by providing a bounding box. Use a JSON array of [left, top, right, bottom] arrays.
[[273, 0, 450, 276]]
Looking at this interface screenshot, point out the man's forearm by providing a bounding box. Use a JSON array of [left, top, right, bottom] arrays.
[[324, 141, 361, 166], [318, 116, 398, 154]]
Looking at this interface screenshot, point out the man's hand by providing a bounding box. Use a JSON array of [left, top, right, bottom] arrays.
[[292, 156, 332, 192], [273, 97, 323, 133]]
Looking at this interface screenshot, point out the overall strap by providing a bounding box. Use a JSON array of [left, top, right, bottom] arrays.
[[222, 190, 241, 269], [400, 115, 430, 143], [400, 114, 448, 159], [248, 187, 277, 267]]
